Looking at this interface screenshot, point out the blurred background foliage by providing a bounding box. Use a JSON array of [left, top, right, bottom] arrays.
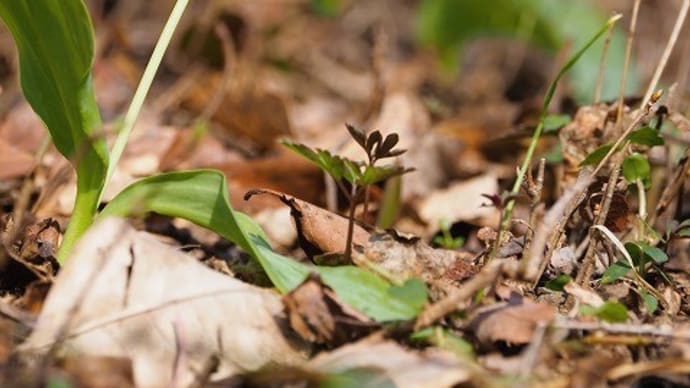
[[313, 0, 640, 104]]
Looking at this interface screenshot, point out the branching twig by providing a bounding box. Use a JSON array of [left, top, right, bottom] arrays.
[[414, 260, 507, 331]]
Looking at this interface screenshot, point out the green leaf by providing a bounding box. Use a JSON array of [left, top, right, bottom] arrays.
[[622, 153, 651, 185], [544, 274, 572, 291], [361, 164, 413, 186], [388, 278, 428, 312], [601, 261, 631, 284], [627, 126, 664, 147], [640, 244, 668, 264], [580, 144, 613, 166], [311, 0, 341, 17], [0, 0, 110, 261], [580, 300, 628, 323], [101, 170, 422, 321], [639, 289, 658, 314], [416, 0, 636, 102], [543, 114, 571, 132]]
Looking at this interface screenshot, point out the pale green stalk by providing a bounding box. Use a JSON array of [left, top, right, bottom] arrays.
[[497, 14, 622, 239], [104, 0, 190, 192]]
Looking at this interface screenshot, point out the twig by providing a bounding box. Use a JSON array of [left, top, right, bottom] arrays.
[[523, 98, 658, 284], [616, 0, 641, 123], [642, 0, 690, 106], [414, 260, 506, 331], [554, 319, 690, 339], [575, 152, 623, 287], [594, 15, 616, 104]]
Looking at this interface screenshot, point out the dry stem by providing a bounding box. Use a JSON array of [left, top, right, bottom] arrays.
[[642, 0, 690, 105], [414, 260, 506, 331]]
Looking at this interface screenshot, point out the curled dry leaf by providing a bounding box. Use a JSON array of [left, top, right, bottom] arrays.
[[307, 340, 471, 388], [19, 218, 308, 387], [282, 273, 375, 345], [470, 297, 556, 346], [244, 189, 370, 258]]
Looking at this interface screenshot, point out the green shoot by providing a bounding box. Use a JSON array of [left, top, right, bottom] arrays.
[[496, 14, 622, 258], [282, 124, 412, 261]]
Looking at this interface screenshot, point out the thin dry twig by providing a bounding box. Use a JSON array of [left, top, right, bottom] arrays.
[[575, 152, 623, 287], [642, 0, 690, 105], [594, 14, 616, 104], [616, 0, 641, 123], [414, 260, 507, 331]]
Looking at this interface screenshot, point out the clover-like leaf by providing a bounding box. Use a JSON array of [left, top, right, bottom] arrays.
[[622, 153, 650, 187], [345, 123, 367, 150], [377, 133, 400, 158], [627, 126, 664, 147], [366, 130, 383, 155]]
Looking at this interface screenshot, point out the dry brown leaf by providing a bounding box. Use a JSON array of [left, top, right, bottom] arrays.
[[0, 139, 34, 180], [307, 340, 471, 388], [244, 189, 370, 258], [222, 150, 324, 214], [182, 72, 291, 149], [416, 173, 500, 234], [58, 356, 135, 388], [283, 273, 374, 345], [20, 218, 308, 387], [356, 232, 477, 296], [470, 298, 555, 346]]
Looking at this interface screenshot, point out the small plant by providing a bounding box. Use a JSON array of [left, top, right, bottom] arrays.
[[282, 124, 413, 261], [432, 219, 465, 249], [0, 0, 426, 322]]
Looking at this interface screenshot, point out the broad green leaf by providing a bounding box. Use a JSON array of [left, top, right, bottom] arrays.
[[639, 289, 658, 314], [580, 144, 613, 166], [639, 243, 668, 264], [622, 153, 651, 186], [388, 278, 428, 312], [416, 0, 637, 102], [601, 261, 631, 284], [627, 126, 664, 147], [544, 274, 572, 291], [580, 300, 628, 323], [0, 0, 110, 261], [101, 170, 423, 321]]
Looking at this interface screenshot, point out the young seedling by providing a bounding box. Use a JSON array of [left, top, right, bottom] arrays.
[[0, 0, 427, 322], [282, 124, 413, 261]]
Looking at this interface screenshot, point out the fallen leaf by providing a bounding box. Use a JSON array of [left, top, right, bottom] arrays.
[[0, 138, 34, 180], [416, 174, 500, 234], [356, 231, 477, 296], [244, 189, 370, 258], [182, 72, 292, 149], [307, 340, 471, 388], [58, 356, 135, 388], [283, 273, 374, 345], [470, 297, 555, 346], [20, 218, 308, 387]]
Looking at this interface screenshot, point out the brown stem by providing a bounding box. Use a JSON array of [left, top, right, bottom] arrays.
[[344, 184, 359, 262], [576, 152, 624, 287]]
